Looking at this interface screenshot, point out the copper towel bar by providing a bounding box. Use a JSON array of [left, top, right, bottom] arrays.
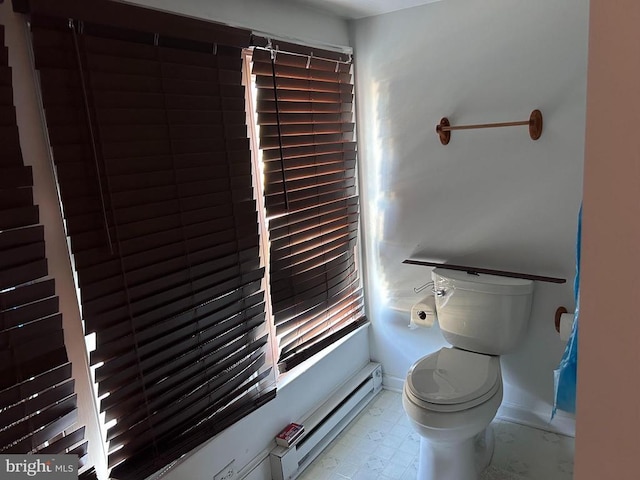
[[436, 109, 543, 145]]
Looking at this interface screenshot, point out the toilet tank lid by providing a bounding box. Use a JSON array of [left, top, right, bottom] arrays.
[[407, 348, 500, 405], [432, 268, 534, 295]]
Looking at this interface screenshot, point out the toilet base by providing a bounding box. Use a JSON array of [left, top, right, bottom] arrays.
[[475, 425, 495, 472], [416, 426, 495, 480]]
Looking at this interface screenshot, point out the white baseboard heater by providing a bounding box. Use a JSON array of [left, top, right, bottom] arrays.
[[270, 362, 382, 480]]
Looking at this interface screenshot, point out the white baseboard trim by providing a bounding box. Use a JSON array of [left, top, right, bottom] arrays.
[[382, 374, 404, 393], [383, 376, 575, 438], [497, 402, 575, 438]]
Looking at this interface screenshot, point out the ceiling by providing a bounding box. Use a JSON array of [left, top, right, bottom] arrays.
[[289, 0, 442, 19]]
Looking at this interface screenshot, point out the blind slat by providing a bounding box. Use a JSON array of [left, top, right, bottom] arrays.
[[77, 233, 254, 289], [108, 352, 267, 466], [104, 334, 268, 437], [93, 290, 264, 387], [0, 392, 76, 451], [0, 379, 75, 427], [84, 258, 262, 336], [274, 277, 360, 333], [271, 254, 357, 307], [38, 426, 85, 454], [95, 300, 265, 391], [3, 408, 78, 454], [280, 308, 363, 358], [279, 291, 363, 347], [92, 267, 264, 349], [0, 363, 72, 410], [1, 301, 60, 334], [0, 259, 48, 291]]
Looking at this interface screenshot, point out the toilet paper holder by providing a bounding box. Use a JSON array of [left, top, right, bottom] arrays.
[[414, 281, 434, 294], [554, 306, 567, 333]]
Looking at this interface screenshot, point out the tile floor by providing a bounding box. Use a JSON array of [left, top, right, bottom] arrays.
[[298, 390, 574, 480]]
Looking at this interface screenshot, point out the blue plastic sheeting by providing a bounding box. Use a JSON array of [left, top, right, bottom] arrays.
[[553, 206, 581, 417]]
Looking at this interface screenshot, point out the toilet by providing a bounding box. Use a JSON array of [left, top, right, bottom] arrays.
[[402, 268, 534, 480]]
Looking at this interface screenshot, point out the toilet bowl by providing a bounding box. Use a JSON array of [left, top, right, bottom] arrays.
[[402, 268, 534, 480], [402, 347, 502, 480]]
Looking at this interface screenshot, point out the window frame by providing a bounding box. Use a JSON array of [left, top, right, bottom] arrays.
[[245, 41, 366, 377]]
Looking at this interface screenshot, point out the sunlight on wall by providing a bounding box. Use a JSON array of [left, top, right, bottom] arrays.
[[363, 79, 391, 313]]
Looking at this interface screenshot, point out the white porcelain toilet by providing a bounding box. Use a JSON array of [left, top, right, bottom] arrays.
[[402, 268, 534, 480]]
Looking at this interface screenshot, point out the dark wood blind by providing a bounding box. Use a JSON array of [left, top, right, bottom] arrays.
[[252, 44, 366, 372], [24, 8, 275, 479], [78, 467, 99, 480], [0, 23, 88, 466]]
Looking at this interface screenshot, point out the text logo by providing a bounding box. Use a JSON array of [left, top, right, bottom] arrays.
[[0, 455, 77, 479]]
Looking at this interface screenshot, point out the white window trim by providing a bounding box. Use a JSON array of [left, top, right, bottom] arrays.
[[242, 49, 280, 381]]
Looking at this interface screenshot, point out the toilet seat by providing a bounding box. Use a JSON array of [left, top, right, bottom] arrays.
[[405, 347, 501, 413]]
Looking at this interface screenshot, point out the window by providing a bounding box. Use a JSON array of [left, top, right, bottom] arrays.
[[20, 3, 275, 478], [249, 39, 366, 373], [10, 1, 366, 478]]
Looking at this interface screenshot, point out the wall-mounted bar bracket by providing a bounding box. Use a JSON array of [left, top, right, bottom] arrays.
[[436, 109, 543, 145]]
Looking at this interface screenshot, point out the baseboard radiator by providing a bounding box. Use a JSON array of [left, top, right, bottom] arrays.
[[270, 362, 382, 480]]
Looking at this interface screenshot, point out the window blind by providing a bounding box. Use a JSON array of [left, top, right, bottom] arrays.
[[0, 23, 88, 465], [78, 467, 99, 480], [252, 41, 366, 372], [17, 1, 276, 477]]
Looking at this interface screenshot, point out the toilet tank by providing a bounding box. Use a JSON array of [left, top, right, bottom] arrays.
[[432, 268, 534, 355]]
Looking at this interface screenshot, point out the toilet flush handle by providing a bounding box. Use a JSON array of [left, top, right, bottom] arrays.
[[434, 288, 447, 297]]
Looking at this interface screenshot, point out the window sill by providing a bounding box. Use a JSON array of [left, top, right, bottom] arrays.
[[275, 321, 371, 391]]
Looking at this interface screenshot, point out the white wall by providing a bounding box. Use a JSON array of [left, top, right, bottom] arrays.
[[352, 0, 589, 434], [126, 0, 350, 48]]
